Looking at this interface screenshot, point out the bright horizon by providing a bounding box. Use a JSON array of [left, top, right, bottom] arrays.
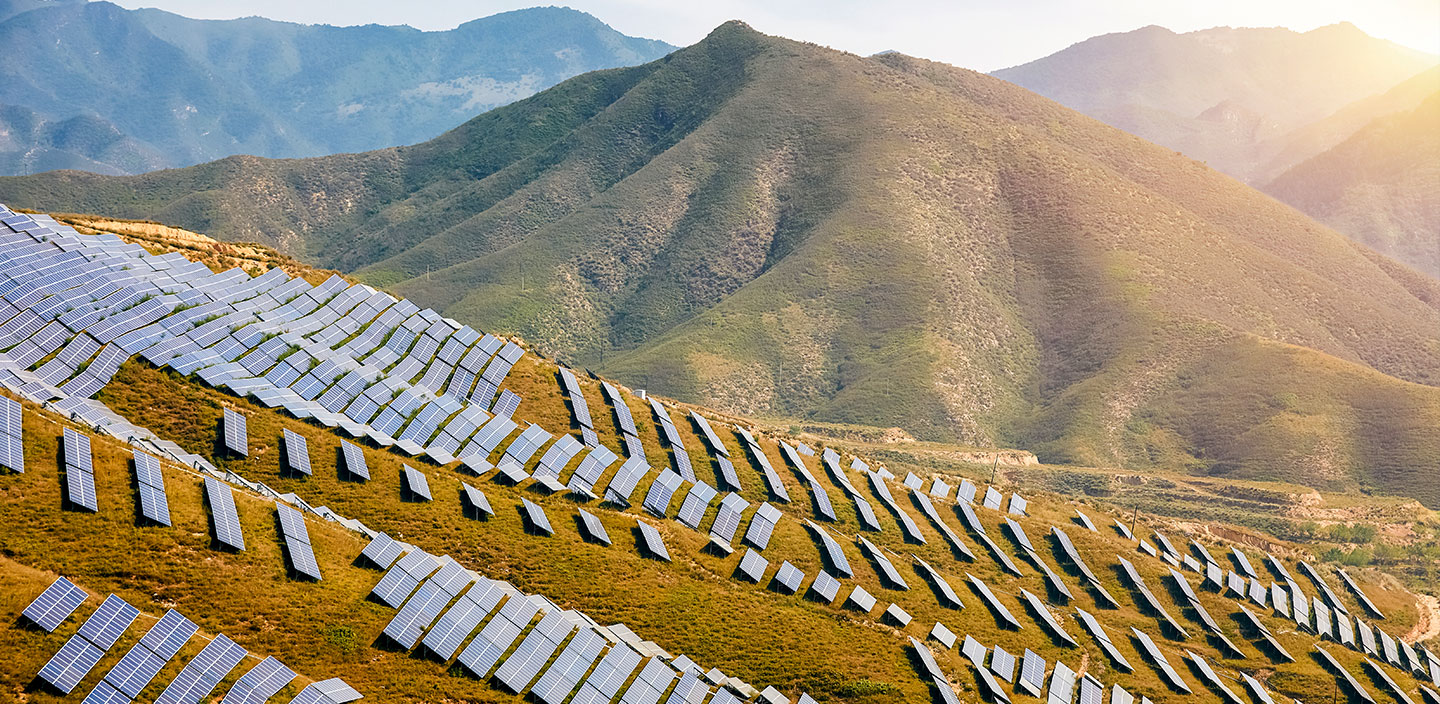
[[106, 0, 1440, 72]]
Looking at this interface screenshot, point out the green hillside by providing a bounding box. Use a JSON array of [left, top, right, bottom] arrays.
[[0, 1, 675, 175], [1264, 93, 1440, 279], [2, 23, 1440, 507]]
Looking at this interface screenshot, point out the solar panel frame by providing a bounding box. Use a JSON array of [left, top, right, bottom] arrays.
[[39, 635, 107, 694], [578, 509, 611, 545], [1018, 649, 1046, 698], [774, 561, 805, 593], [154, 634, 248, 704], [402, 465, 433, 501], [221, 408, 248, 457], [281, 429, 311, 475], [522, 498, 554, 535], [220, 656, 296, 704], [636, 519, 671, 562], [78, 594, 141, 650]]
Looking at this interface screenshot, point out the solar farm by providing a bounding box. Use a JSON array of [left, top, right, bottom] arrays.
[[0, 205, 1437, 704]]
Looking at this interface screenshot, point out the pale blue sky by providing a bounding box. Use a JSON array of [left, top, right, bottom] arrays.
[[110, 0, 1440, 72]]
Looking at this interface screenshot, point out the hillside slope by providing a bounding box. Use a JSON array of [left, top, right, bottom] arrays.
[[990, 23, 1436, 183], [1264, 92, 1440, 278], [2, 23, 1440, 499], [0, 0, 674, 175]]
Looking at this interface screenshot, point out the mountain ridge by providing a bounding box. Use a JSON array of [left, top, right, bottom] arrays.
[[2, 21, 1439, 505]]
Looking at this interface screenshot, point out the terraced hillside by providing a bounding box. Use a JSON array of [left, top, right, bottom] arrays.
[[2, 208, 1438, 704], [4, 23, 1440, 506]]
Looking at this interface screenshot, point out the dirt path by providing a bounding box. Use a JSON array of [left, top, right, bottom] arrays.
[[1405, 593, 1440, 644]]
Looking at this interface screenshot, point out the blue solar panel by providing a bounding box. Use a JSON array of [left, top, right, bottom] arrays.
[[23, 576, 89, 632]]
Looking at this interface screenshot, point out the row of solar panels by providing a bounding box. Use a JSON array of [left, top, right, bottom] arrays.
[[23, 578, 359, 703], [0, 206, 533, 472], [358, 534, 823, 704]]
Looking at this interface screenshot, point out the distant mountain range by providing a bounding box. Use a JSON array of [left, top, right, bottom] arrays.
[[0, 0, 675, 175], [994, 23, 1440, 277], [5, 22, 1438, 505]]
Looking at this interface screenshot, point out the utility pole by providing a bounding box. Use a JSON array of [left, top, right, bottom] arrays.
[[989, 455, 999, 484], [1130, 504, 1139, 537]]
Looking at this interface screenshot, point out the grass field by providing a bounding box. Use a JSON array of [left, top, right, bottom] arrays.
[[0, 344, 1432, 704]]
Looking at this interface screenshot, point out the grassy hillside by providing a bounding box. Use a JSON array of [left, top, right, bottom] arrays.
[[1264, 93, 1440, 279], [991, 23, 1436, 183], [2, 23, 1440, 507], [0, 1, 675, 175], [3, 349, 1437, 702]]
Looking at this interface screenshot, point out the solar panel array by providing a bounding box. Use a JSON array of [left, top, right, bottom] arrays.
[[857, 536, 909, 590], [619, 656, 678, 704], [154, 634, 248, 704], [382, 560, 474, 649], [865, 470, 926, 544], [457, 593, 547, 678], [774, 561, 805, 593], [131, 449, 172, 526], [221, 656, 297, 704], [38, 594, 140, 693], [1020, 589, 1077, 647], [675, 480, 717, 529], [805, 521, 852, 577], [371, 548, 441, 607], [604, 456, 651, 506], [819, 448, 881, 531], [1075, 608, 1133, 671], [778, 441, 836, 521], [643, 469, 684, 517], [600, 381, 645, 461], [913, 556, 964, 609], [909, 489, 976, 560], [495, 610, 579, 693], [968, 573, 1022, 630], [1118, 557, 1189, 639], [738, 549, 769, 583], [742, 502, 781, 550], [1051, 527, 1117, 608], [23, 576, 89, 632], [522, 498, 554, 535], [1130, 627, 1191, 693], [1018, 648, 1046, 697], [62, 427, 98, 511], [419, 579, 507, 660], [572, 642, 643, 704], [91, 608, 198, 699], [0, 395, 22, 472], [274, 502, 322, 580], [289, 678, 364, 704], [203, 477, 246, 551], [1187, 651, 1244, 704]]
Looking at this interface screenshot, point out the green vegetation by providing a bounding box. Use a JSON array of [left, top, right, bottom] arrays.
[[6, 22, 1437, 508], [0, 3, 674, 176]]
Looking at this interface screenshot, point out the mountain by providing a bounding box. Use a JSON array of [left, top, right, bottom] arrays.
[[0, 1, 675, 175], [991, 23, 1437, 183], [3, 22, 1440, 504], [1264, 92, 1440, 278]]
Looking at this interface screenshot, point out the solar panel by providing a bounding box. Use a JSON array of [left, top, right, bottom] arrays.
[[220, 656, 296, 704], [636, 520, 671, 562], [675, 481, 717, 529], [456, 601, 537, 678], [203, 477, 244, 549], [221, 408, 248, 456], [522, 498, 554, 536], [402, 465, 432, 501], [619, 656, 677, 704], [968, 573, 1022, 630], [78, 594, 141, 650], [23, 576, 89, 632], [743, 502, 781, 550], [774, 561, 805, 593], [495, 610, 579, 693], [1018, 649, 1046, 698], [858, 536, 909, 590], [39, 635, 106, 694], [0, 396, 23, 473], [573, 643, 643, 704], [339, 440, 369, 481], [809, 570, 841, 603], [462, 482, 495, 518], [738, 549, 769, 583], [1130, 628, 1191, 693], [281, 429, 311, 475], [1187, 651, 1244, 704], [288, 678, 363, 704], [913, 556, 963, 609], [154, 634, 248, 704], [805, 521, 852, 577], [532, 627, 608, 704], [643, 469, 684, 517], [359, 533, 405, 570], [1075, 608, 1133, 672], [1021, 589, 1077, 647], [578, 509, 611, 545], [140, 609, 199, 659], [991, 646, 1016, 682], [419, 580, 506, 660]]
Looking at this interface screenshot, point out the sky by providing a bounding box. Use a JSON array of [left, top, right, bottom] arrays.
[[109, 0, 1440, 72]]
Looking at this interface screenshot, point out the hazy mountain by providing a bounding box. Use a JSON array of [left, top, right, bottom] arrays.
[[0, 0, 675, 175], [1265, 92, 1440, 278], [3, 22, 1439, 503], [991, 23, 1436, 183]]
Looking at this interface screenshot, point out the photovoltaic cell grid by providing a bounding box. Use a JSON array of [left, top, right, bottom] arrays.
[[95, 609, 198, 698], [494, 610, 578, 693], [572, 642, 643, 704], [220, 656, 297, 704], [63, 427, 98, 511], [282, 429, 311, 475], [636, 520, 671, 562], [0, 395, 22, 472], [403, 465, 432, 501], [133, 449, 171, 526], [578, 509, 611, 545], [154, 634, 248, 704], [522, 498, 554, 535], [22, 576, 89, 631], [221, 408, 248, 456], [38, 594, 140, 694], [743, 502, 781, 550], [340, 440, 369, 481], [204, 478, 245, 551], [277, 502, 322, 580], [531, 628, 607, 704], [676, 481, 718, 529], [359, 533, 405, 570]]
